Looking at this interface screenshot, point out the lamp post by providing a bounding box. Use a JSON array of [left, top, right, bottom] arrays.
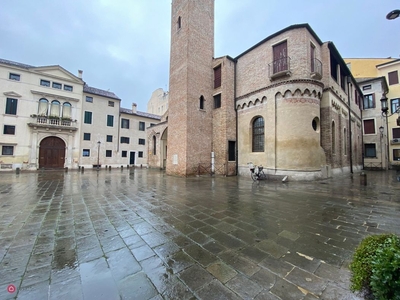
[[380, 94, 400, 170], [97, 141, 101, 170], [386, 9, 400, 20], [379, 126, 384, 169]]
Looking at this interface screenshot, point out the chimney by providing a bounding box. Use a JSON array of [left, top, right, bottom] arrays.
[[78, 70, 83, 79], [132, 103, 137, 113]]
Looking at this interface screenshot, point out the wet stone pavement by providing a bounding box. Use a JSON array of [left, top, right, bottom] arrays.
[[0, 169, 399, 300]]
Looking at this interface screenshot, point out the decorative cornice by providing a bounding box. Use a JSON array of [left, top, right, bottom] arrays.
[[283, 98, 319, 105], [325, 87, 362, 121], [331, 100, 341, 110], [3, 91, 22, 98], [27, 122, 78, 131], [235, 79, 324, 101], [31, 90, 80, 102]]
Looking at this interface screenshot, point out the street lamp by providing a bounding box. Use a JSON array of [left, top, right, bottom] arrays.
[[381, 94, 400, 124], [386, 9, 400, 20], [381, 94, 400, 170], [97, 141, 101, 170], [379, 126, 384, 169]]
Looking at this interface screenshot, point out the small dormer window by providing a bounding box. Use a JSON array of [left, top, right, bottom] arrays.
[[40, 79, 50, 87], [64, 85, 73, 91], [52, 82, 62, 89], [9, 73, 20, 81]]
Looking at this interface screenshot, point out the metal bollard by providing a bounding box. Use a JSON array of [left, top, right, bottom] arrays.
[[16, 167, 20, 174], [109, 166, 111, 171], [81, 166, 84, 173], [360, 172, 367, 186], [65, 167, 68, 173]]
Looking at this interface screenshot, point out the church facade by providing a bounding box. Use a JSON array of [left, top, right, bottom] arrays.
[[148, 0, 363, 180]]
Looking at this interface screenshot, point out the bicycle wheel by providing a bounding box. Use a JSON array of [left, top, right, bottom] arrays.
[[259, 170, 267, 180]]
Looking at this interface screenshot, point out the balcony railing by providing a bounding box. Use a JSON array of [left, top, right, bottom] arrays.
[[268, 57, 291, 79], [29, 115, 77, 128], [311, 58, 323, 79]]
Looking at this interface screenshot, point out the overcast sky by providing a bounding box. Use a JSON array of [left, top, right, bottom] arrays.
[[1, 0, 399, 111]]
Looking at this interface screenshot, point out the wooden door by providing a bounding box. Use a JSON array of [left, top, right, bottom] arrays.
[[273, 41, 287, 74], [39, 137, 65, 168]]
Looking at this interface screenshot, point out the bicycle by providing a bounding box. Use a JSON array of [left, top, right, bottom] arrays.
[[248, 162, 267, 181]]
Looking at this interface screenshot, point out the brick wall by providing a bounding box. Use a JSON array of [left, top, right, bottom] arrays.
[[212, 56, 236, 175], [167, 0, 214, 176]]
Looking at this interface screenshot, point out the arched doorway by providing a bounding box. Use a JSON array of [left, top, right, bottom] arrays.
[[39, 137, 66, 169]]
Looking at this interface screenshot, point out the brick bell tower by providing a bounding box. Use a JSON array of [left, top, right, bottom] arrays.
[[167, 0, 214, 176]]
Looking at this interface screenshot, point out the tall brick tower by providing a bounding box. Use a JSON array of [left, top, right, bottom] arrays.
[[167, 0, 214, 176]]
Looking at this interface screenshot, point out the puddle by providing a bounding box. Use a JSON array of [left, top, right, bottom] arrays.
[[53, 239, 77, 270]]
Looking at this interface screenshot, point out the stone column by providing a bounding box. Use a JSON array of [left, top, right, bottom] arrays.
[[67, 134, 73, 168], [30, 132, 38, 168]]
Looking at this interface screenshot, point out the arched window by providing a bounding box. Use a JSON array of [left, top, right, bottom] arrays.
[[153, 136, 156, 155], [252, 116, 264, 152], [332, 121, 336, 154], [199, 95, 205, 110], [312, 117, 320, 131], [62, 102, 71, 119], [38, 98, 48, 116], [50, 100, 60, 117]]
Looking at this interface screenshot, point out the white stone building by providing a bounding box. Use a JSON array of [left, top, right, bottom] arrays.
[[0, 58, 160, 170]]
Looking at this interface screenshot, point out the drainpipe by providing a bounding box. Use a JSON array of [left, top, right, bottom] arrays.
[[117, 113, 121, 153], [234, 59, 238, 175], [347, 77, 353, 174]]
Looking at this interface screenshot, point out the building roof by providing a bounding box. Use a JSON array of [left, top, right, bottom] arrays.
[[0, 58, 82, 83], [83, 84, 121, 100], [356, 76, 389, 93], [120, 107, 161, 120], [376, 58, 400, 68], [235, 23, 323, 60], [0, 58, 34, 69], [356, 77, 380, 83]]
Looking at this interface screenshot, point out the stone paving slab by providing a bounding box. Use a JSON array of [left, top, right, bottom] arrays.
[[1, 169, 399, 299]]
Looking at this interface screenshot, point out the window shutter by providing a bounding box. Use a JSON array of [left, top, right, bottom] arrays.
[[393, 128, 400, 139], [214, 66, 221, 88], [363, 119, 375, 134], [355, 90, 358, 105], [273, 41, 288, 73], [372, 93, 375, 108], [389, 71, 399, 85]]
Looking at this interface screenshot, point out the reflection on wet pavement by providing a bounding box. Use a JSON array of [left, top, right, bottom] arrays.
[[0, 169, 399, 299]]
